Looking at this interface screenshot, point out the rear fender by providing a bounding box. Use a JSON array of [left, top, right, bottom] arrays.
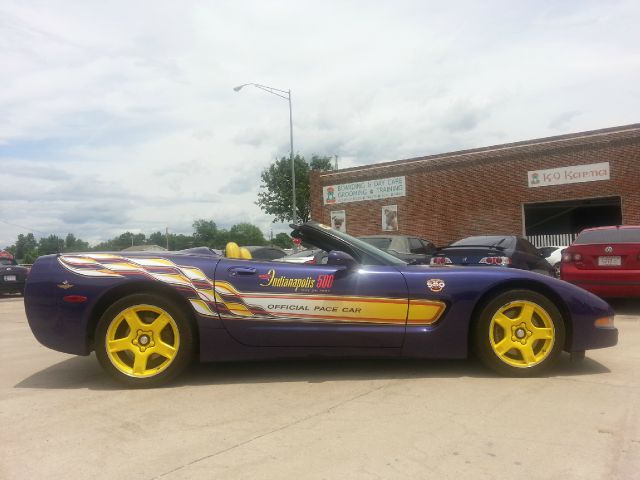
[[86, 280, 217, 352]]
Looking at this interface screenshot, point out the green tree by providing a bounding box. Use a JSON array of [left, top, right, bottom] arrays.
[[147, 231, 167, 248], [148, 231, 194, 250], [172, 234, 193, 250], [215, 230, 231, 249], [92, 232, 145, 251], [14, 233, 38, 260], [38, 235, 64, 255], [228, 223, 267, 246], [256, 154, 333, 223], [64, 233, 89, 252], [272, 232, 293, 249], [192, 219, 218, 247]]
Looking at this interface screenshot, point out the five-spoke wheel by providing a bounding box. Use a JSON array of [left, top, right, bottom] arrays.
[[474, 290, 565, 376], [95, 293, 193, 387]]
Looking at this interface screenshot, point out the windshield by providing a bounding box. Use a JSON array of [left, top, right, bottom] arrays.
[[305, 223, 407, 266], [0, 258, 15, 266], [287, 249, 319, 258]]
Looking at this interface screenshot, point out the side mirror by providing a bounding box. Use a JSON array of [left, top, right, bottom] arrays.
[[327, 250, 358, 269]]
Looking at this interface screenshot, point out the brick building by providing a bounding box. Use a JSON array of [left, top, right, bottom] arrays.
[[310, 124, 640, 247]]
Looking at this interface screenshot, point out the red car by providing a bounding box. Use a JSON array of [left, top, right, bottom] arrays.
[[561, 225, 640, 298]]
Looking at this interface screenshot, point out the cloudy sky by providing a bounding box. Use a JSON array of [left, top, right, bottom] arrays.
[[1, 0, 639, 247]]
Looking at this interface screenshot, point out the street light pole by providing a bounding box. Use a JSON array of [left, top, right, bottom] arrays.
[[234, 83, 297, 224]]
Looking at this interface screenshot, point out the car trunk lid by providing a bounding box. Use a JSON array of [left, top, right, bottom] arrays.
[[433, 246, 507, 265], [566, 243, 640, 270]]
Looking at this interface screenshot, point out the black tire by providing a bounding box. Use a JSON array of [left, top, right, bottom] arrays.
[[95, 293, 194, 388], [553, 263, 561, 278], [473, 289, 565, 377]]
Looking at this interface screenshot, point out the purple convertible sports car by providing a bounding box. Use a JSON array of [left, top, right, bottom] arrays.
[[25, 222, 618, 387]]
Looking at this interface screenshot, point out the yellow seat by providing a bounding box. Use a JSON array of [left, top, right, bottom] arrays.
[[225, 242, 240, 258], [225, 242, 252, 260]]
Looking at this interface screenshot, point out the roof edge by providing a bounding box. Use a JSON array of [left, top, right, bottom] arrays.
[[320, 123, 640, 178]]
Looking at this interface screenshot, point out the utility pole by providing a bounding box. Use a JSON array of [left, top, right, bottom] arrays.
[[166, 227, 169, 250], [334, 155, 338, 170], [234, 82, 297, 224]]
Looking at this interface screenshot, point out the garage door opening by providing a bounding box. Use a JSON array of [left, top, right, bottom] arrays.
[[524, 196, 622, 240]]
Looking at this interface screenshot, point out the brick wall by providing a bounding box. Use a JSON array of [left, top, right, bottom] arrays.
[[310, 124, 640, 246]]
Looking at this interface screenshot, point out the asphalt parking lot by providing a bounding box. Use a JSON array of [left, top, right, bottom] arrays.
[[1, 296, 639, 480]]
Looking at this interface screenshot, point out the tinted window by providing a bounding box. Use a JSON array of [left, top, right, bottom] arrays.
[[451, 236, 515, 248], [422, 240, 436, 253], [360, 237, 393, 249], [250, 248, 285, 260], [538, 247, 558, 257], [0, 258, 14, 265], [409, 238, 425, 254], [517, 238, 540, 255], [575, 228, 640, 244]]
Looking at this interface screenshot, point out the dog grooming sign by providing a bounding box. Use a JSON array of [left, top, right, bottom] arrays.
[[323, 176, 406, 205]]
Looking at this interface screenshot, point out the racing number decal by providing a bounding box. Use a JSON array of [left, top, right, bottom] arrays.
[[317, 274, 334, 289]]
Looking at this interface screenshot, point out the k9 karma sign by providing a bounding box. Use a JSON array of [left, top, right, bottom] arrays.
[[528, 162, 610, 188], [323, 176, 406, 205]]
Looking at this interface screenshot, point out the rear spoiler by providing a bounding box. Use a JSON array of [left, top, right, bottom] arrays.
[[433, 245, 506, 256], [437, 244, 506, 251]]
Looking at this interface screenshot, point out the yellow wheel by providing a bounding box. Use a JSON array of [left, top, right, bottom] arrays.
[[474, 290, 565, 376], [96, 294, 193, 387]]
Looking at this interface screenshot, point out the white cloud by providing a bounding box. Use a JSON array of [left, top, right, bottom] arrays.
[[1, 0, 639, 247]]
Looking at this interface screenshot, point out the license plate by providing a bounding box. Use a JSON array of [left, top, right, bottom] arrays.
[[3, 275, 16, 282], [598, 256, 621, 266]]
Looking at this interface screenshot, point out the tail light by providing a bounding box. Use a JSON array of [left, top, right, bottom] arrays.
[[430, 256, 452, 265], [479, 256, 512, 266], [562, 252, 582, 262], [304, 258, 316, 264]]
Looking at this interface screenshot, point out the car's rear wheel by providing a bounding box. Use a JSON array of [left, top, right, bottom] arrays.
[[553, 262, 561, 278], [473, 290, 565, 376], [95, 293, 193, 388]]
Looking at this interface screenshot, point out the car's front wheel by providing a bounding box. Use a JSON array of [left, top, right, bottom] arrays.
[[95, 293, 194, 388], [473, 290, 565, 376]]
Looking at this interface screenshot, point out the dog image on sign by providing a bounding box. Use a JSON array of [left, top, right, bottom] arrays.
[[382, 205, 398, 231], [330, 210, 346, 232]]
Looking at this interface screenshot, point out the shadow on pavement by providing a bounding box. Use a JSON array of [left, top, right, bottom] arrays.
[[14, 352, 610, 391], [608, 298, 640, 316]]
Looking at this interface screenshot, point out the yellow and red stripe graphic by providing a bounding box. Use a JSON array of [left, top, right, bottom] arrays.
[[57, 255, 446, 325]]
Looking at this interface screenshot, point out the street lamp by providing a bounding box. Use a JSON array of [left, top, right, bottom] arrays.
[[234, 83, 297, 224]]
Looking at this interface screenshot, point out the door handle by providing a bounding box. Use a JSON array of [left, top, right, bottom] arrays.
[[228, 266, 257, 276]]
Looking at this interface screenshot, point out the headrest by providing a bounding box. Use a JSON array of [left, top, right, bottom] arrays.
[[225, 242, 252, 260]]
